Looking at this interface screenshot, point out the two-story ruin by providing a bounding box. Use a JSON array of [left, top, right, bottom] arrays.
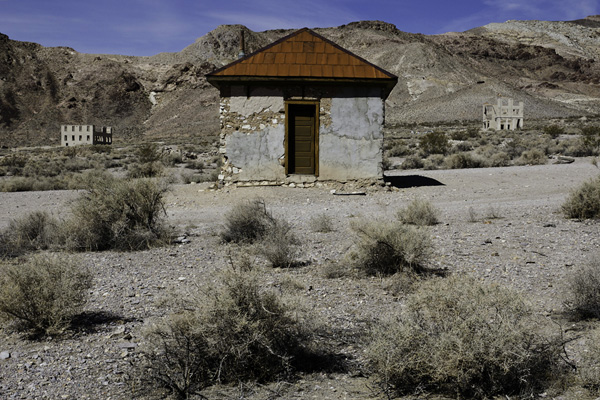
[[483, 98, 524, 130], [61, 125, 113, 147], [206, 28, 397, 184]]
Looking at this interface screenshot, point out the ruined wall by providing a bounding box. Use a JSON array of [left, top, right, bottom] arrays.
[[218, 85, 385, 183], [219, 93, 286, 182]]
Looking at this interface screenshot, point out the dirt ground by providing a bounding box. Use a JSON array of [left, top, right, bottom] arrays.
[[0, 159, 599, 399]]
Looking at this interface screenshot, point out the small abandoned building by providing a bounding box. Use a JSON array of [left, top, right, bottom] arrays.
[[206, 28, 397, 184], [483, 98, 524, 131], [61, 125, 113, 147]]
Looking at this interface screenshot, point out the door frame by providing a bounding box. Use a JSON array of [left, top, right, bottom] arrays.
[[285, 100, 319, 176]]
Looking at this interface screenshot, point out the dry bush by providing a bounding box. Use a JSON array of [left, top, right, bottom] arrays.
[[309, 213, 335, 233], [258, 219, 300, 268], [0, 211, 60, 257], [562, 176, 600, 219], [489, 151, 511, 167], [64, 173, 170, 251], [422, 154, 444, 170], [544, 125, 565, 138], [142, 270, 314, 399], [419, 131, 449, 156], [581, 126, 600, 155], [368, 274, 566, 399], [400, 154, 424, 170], [397, 199, 439, 226], [351, 220, 432, 275], [515, 149, 547, 166], [444, 152, 486, 169], [565, 258, 600, 319], [221, 198, 276, 243], [579, 327, 600, 393], [0, 253, 93, 336]]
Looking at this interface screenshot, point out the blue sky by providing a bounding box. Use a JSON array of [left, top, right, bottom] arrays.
[[0, 0, 598, 56]]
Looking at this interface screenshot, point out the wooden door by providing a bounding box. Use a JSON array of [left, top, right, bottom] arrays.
[[288, 104, 316, 175]]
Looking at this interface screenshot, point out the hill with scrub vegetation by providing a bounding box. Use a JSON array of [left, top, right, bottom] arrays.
[[1, 16, 600, 147]]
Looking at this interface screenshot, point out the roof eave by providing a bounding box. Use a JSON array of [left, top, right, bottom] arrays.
[[206, 75, 398, 98]]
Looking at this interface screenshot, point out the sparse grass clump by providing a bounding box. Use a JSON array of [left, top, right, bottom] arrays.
[[444, 152, 486, 169], [309, 213, 335, 233], [562, 176, 600, 219], [142, 270, 314, 399], [565, 258, 600, 319], [579, 327, 600, 393], [64, 173, 170, 251], [368, 274, 566, 399], [0, 253, 93, 336], [221, 198, 275, 243], [397, 199, 439, 226], [351, 220, 431, 275]]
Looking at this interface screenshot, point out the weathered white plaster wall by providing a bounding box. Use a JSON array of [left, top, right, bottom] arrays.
[[219, 91, 385, 183], [225, 125, 286, 181], [319, 97, 384, 180], [229, 96, 284, 118]]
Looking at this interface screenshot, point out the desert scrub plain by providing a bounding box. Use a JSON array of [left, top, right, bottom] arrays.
[[0, 125, 600, 399]]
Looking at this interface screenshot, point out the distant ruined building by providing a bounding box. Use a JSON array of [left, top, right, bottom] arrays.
[[61, 125, 113, 147], [483, 98, 523, 131]]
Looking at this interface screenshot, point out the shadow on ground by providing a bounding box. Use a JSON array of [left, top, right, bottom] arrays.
[[384, 175, 445, 188]]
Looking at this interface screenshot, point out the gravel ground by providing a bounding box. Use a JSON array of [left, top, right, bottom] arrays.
[[0, 159, 599, 399]]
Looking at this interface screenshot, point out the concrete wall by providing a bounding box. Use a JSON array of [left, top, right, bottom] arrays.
[[483, 98, 524, 130], [61, 125, 94, 147], [218, 86, 385, 183]]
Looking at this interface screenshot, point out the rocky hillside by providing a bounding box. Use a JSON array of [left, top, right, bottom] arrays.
[[1, 16, 599, 147]]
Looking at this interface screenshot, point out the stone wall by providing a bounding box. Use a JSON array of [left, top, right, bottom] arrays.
[[218, 85, 385, 184]]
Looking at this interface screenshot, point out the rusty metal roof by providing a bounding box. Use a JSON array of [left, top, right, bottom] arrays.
[[207, 28, 397, 81]]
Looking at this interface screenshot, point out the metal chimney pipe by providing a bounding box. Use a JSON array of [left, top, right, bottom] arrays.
[[238, 30, 245, 59]]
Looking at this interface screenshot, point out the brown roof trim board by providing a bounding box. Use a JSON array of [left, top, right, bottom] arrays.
[[206, 27, 398, 96]]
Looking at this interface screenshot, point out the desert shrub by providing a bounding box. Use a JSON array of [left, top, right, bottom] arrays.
[[0, 253, 93, 335], [137, 143, 162, 164], [221, 198, 276, 243], [163, 152, 183, 166], [185, 160, 204, 171], [419, 131, 449, 156], [515, 149, 547, 166], [64, 173, 170, 251], [579, 327, 600, 393], [397, 199, 439, 226], [489, 151, 511, 167], [422, 154, 444, 170], [258, 219, 300, 268], [368, 274, 566, 398], [126, 161, 164, 178], [387, 142, 411, 157], [400, 154, 423, 170], [142, 270, 313, 398], [381, 156, 392, 171], [0, 211, 60, 257], [444, 152, 486, 169], [565, 258, 600, 319], [351, 220, 431, 275], [544, 125, 565, 138], [450, 127, 480, 140], [581, 126, 600, 155], [309, 213, 335, 233], [562, 176, 600, 219]]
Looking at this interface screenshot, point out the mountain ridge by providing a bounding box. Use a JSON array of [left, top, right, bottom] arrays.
[[1, 16, 599, 147]]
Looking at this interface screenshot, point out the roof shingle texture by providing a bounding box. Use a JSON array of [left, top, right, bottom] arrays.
[[210, 29, 395, 80]]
